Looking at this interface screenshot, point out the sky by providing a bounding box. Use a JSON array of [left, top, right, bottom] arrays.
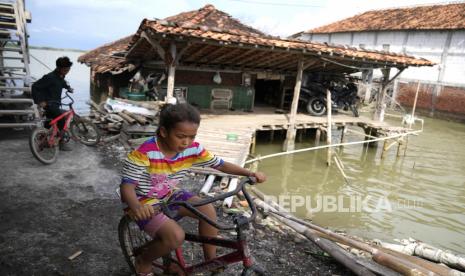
[[27, 0, 450, 50]]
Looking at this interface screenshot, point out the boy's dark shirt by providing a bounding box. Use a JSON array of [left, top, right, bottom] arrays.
[[32, 70, 71, 108]]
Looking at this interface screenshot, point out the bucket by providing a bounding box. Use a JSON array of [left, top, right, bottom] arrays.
[[127, 93, 146, 101]]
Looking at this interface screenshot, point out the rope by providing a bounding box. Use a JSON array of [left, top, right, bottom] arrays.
[[30, 54, 53, 71], [245, 129, 422, 164]]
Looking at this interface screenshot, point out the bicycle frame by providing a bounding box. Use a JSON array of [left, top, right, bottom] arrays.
[[44, 107, 75, 147], [172, 231, 254, 274], [150, 177, 259, 275]]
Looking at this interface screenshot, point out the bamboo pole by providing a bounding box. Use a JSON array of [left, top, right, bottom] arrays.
[[251, 190, 443, 276], [315, 127, 321, 146], [326, 89, 332, 166], [199, 175, 216, 196], [409, 81, 421, 129], [166, 42, 176, 102], [283, 59, 304, 152], [118, 112, 136, 124], [122, 110, 148, 125]]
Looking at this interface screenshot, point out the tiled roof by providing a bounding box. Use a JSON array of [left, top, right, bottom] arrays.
[[129, 18, 433, 67], [164, 4, 266, 37], [78, 35, 135, 73], [305, 3, 465, 34], [79, 4, 434, 74]]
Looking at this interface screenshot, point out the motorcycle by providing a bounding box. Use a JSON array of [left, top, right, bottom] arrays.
[[299, 78, 360, 117]]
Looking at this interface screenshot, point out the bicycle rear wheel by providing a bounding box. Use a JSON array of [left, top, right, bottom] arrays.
[[70, 118, 100, 146], [118, 215, 151, 272], [118, 216, 185, 275], [29, 127, 59, 164]]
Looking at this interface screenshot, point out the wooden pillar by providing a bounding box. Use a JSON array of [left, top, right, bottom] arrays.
[[283, 59, 304, 152], [340, 125, 346, 144], [362, 69, 373, 103], [373, 68, 391, 122], [326, 89, 332, 166], [298, 129, 303, 142], [108, 78, 114, 99], [250, 132, 256, 154], [315, 128, 321, 146], [166, 42, 177, 102]]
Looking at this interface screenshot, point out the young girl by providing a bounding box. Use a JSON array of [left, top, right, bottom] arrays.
[[120, 103, 266, 276]]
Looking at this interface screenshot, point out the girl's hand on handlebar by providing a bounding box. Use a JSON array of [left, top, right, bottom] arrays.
[[251, 171, 267, 183], [129, 204, 155, 221]]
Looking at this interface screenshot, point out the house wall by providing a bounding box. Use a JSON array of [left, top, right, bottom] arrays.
[[297, 30, 465, 121], [175, 70, 254, 110], [91, 69, 255, 110]]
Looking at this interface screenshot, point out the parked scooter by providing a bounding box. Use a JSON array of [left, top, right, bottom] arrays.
[[300, 77, 360, 117]]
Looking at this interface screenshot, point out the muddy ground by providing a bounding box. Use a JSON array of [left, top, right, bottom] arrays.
[[0, 129, 352, 276]]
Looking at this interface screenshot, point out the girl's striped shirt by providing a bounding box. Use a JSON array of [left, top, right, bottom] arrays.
[[121, 136, 223, 200]]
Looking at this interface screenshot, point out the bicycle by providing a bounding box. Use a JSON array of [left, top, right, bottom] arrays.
[[29, 91, 100, 164], [118, 177, 266, 276]]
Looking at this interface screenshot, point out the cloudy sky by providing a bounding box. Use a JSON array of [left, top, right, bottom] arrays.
[[28, 0, 447, 50]]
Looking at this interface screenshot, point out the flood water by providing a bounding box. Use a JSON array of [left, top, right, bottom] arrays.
[[255, 117, 465, 253], [27, 49, 464, 254]]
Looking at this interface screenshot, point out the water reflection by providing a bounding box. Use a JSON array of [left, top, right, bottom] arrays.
[[255, 118, 465, 253]]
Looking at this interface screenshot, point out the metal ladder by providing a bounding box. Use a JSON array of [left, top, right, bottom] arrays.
[[0, 0, 38, 128]]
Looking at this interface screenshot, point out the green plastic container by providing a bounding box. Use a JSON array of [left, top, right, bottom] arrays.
[[127, 93, 146, 101]]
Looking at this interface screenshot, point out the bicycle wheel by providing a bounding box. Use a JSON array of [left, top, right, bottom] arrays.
[[118, 215, 151, 272], [29, 127, 59, 165], [70, 117, 100, 146], [118, 216, 186, 275]]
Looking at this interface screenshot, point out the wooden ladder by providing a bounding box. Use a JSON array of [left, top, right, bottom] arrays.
[[0, 0, 37, 128]]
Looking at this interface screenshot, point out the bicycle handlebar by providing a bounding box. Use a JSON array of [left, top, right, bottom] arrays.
[[162, 177, 258, 231]]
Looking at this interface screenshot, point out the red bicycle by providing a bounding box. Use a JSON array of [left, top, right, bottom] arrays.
[[118, 177, 266, 275], [29, 91, 100, 164]]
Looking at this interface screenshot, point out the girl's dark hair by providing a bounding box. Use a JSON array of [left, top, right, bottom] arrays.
[[157, 103, 200, 135]]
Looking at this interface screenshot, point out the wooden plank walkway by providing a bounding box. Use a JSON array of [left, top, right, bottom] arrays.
[[196, 108, 409, 166]]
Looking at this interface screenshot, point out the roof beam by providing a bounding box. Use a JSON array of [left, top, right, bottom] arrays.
[[209, 48, 243, 64], [140, 31, 166, 61], [197, 47, 228, 63], [183, 44, 216, 62], [236, 51, 270, 66]]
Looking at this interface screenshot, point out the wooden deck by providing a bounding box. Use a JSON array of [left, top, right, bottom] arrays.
[[196, 107, 408, 166]]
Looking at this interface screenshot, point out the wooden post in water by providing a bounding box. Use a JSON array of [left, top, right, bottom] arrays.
[[381, 139, 389, 159], [409, 81, 421, 129], [283, 59, 304, 152], [315, 127, 321, 146], [250, 132, 256, 154], [166, 42, 177, 102], [326, 89, 332, 166]]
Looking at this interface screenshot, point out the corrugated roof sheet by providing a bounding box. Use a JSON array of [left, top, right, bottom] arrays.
[[305, 2, 465, 34]]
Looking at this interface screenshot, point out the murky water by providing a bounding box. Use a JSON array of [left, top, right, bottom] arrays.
[[254, 117, 465, 253]]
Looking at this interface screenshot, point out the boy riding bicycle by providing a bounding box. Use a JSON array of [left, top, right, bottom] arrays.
[[120, 103, 266, 276], [32, 56, 74, 151]]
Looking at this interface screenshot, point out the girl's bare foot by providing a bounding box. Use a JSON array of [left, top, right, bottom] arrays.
[[135, 256, 153, 275]]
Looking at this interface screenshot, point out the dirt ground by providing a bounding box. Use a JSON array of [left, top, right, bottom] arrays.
[[0, 129, 352, 276]]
